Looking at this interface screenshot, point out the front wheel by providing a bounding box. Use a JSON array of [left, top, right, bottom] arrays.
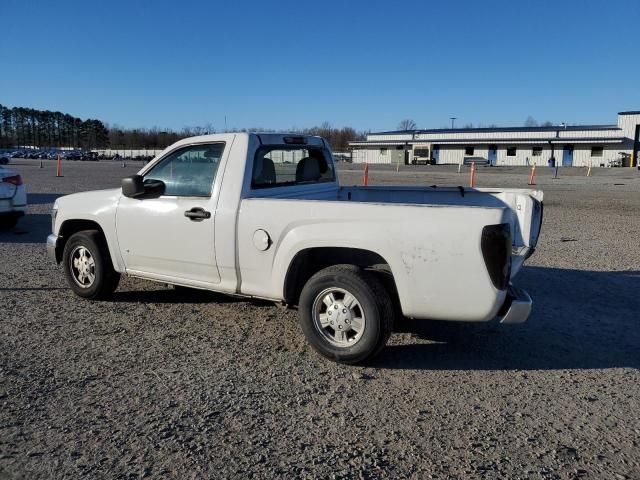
[[298, 264, 394, 364], [63, 230, 120, 300]]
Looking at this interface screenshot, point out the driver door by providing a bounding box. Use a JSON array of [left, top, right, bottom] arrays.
[[115, 142, 224, 286]]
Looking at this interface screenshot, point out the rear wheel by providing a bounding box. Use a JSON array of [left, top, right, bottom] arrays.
[[63, 230, 120, 300], [298, 264, 394, 364]]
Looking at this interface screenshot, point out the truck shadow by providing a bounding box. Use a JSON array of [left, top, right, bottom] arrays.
[[374, 267, 640, 370], [111, 288, 275, 308], [0, 214, 51, 244], [28, 193, 65, 205], [0, 193, 65, 244]]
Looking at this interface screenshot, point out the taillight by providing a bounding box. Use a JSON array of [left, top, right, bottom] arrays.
[[481, 223, 512, 290], [2, 174, 23, 186]]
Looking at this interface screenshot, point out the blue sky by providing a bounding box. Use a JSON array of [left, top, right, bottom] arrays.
[[1, 0, 639, 132]]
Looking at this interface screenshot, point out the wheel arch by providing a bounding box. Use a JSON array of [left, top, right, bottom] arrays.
[[56, 219, 120, 270], [283, 247, 400, 308]]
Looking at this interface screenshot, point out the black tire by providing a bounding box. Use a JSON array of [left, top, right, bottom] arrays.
[[0, 216, 19, 229], [298, 264, 394, 364], [62, 230, 120, 300]]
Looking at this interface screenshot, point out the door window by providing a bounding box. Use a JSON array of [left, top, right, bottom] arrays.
[[144, 143, 225, 196]]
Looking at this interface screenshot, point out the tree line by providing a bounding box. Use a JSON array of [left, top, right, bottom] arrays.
[[0, 104, 365, 151], [0, 104, 110, 149]]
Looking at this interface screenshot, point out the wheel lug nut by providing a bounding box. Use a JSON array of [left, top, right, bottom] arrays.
[[328, 311, 332, 315], [338, 325, 342, 329], [342, 309, 347, 313], [334, 305, 338, 309]]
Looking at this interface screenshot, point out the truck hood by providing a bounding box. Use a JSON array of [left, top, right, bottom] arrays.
[[53, 188, 122, 226], [55, 188, 121, 209]]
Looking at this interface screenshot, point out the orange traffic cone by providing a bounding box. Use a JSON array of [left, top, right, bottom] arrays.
[[470, 161, 476, 188], [528, 164, 536, 185]]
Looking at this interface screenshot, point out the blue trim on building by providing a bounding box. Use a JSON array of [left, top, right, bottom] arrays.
[[351, 137, 625, 145], [373, 125, 620, 135]]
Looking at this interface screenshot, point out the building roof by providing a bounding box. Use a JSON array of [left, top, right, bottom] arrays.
[[350, 137, 625, 146], [372, 124, 620, 136]]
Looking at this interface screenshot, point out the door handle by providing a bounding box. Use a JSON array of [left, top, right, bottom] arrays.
[[184, 207, 211, 221]]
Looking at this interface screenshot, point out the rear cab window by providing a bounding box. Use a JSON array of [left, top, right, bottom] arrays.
[[251, 144, 335, 189]]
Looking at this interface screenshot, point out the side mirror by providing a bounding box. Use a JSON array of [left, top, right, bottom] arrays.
[[121, 175, 145, 198], [142, 179, 165, 197], [121, 175, 165, 198]]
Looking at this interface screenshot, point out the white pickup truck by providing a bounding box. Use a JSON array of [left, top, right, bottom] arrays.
[[47, 133, 543, 363]]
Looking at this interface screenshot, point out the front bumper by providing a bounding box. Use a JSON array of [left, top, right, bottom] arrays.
[[47, 233, 61, 263], [497, 285, 532, 324]]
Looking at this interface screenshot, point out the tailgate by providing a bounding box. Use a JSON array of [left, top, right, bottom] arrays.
[[477, 188, 544, 277], [479, 188, 543, 248]]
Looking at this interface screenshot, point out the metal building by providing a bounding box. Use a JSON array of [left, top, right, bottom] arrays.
[[349, 111, 640, 167]]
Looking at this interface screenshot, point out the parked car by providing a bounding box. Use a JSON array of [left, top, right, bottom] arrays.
[[0, 165, 27, 228], [63, 151, 82, 161], [47, 133, 543, 363], [0, 152, 9, 165]]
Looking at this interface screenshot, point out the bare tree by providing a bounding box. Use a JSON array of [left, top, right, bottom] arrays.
[[397, 119, 417, 131], [541, 121, 553, 127], [524, 116, 538, 127]]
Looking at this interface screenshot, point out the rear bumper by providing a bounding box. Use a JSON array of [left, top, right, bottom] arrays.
[[46, 233, 61, 263], [497, 285, 532, 324]]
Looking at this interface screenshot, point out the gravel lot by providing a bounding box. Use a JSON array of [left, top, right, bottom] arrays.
[[1, 159, 639, 479]]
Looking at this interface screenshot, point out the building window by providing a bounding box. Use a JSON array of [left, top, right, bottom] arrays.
[[506, 147, 517, 157], [591, 146, 603, 157], [465, 147, 474, 156], [532, 147, 542, 156]]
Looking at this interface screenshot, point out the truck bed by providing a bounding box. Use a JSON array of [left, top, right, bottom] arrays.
[[248, 184, 544, 251]]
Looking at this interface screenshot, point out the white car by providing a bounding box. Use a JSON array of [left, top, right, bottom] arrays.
[[48, 133, 543, 363], [0, 166, 27, 228]]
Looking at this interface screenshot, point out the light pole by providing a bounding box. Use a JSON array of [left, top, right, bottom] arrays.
[[450, 117, 457, 129]]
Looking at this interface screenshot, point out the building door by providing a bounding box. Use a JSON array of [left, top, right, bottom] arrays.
[[432, 145, 440, 164], [562, 145, 574, 166], [633, 125, 640, 168], [488, 145, 497, 166]]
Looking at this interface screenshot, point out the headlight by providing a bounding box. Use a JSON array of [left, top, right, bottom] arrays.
[[51, 205, 58, 232]]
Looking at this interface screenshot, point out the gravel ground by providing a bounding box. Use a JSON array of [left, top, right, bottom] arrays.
[[1, 159, 639, 479]]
